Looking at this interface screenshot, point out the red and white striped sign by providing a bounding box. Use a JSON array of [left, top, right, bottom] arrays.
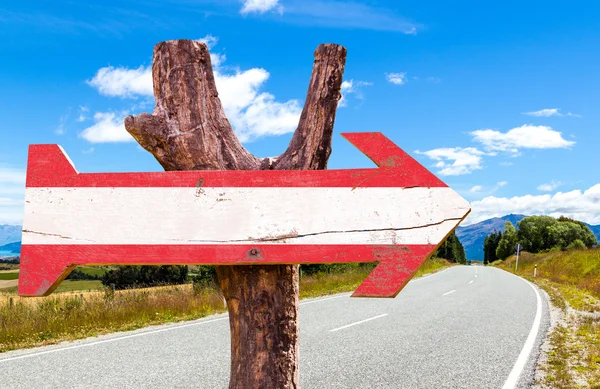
[[18, 132, 470, 297]]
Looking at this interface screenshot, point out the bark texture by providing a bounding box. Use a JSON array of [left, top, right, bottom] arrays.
[[125, 39, 346, 389]]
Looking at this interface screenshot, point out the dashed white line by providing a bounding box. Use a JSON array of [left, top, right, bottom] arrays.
[[329, 314, 388, 332], [442, 290, 456, 296], [469, 280, 474, 284]]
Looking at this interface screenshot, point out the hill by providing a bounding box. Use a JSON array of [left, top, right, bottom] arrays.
[[456, 214, 527, 260], [456, 215, 600, 260], [0, 225, 21, 246], [0, 241, 21, 254]]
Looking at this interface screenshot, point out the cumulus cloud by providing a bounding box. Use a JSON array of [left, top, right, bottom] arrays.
[[523, 108, 581, 118], [469, 185, 483, 193], [415, 147, 486, 176], [85, 36, 302, 143], [80, 112, 133, 143], [87, 66, 153, 98], [241, 0, 283, 14], [537, 180, 562, 192], [386, 72, 406, 85], [339, 79, 373, 107], [470, 125, 575, 153], [463, 184, 600, 226]]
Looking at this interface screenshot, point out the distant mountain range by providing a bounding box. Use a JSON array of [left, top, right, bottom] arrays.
[[456, 215, 600, 260], [0, 225, 21, 247], [0, 241, 21, 254]]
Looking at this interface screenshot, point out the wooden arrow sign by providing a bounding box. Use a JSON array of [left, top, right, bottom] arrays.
[[18, 132, 470, 297]]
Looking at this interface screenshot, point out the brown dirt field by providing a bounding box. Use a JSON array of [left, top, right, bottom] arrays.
[[0, 280, 17, 289]]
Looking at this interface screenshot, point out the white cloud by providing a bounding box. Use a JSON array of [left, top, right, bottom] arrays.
[[0, 197, 23, 206], [416, 147, 485, 176], [339, 79, 372, 107], [80, 112, 133, 143], [87, 66, 153, 98], [0, 168, 25, 184], [86, 38, 302, 143], [470, 125, 575, 153], [469, 185, 483, 193], [463, 184, 600, 226], [523, 108, 581, 118], [283, 1, 418, 33], [537, 180, 562, 192], [386, 72, 406, 85], [524, 108, 561, 117], [241, 0, 283, 14], [196, 34, 218, 49]]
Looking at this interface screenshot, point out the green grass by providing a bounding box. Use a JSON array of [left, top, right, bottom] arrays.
[[0, 258, 454, 353], [75, 266, 110, 278], [0, 272, 18, 280]]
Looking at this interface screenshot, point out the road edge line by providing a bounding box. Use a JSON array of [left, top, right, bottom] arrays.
[[501, 272, 543, 389]]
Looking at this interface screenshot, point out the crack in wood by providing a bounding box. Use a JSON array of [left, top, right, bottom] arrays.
[[162, 217, 465, 243]]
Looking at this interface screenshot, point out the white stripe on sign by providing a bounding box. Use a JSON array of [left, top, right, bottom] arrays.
[[23, 187, 468, 245]]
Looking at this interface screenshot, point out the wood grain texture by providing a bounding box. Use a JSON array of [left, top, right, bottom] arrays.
[[124, 40, 347, 389], [22, 187, 466, 245]]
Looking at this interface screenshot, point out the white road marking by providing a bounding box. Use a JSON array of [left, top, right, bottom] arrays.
[[502, 275, 543, 389], [300, 293, 351, 305], [0, 316, 228, 364], [475, 274, 478, 278], [329, 314, 388, 332], [469, 280, 474, 284], [442, 290, 456, 296]]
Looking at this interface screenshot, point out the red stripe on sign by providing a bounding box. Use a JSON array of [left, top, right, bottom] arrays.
[[25, 133, 448, 188], [18, 244, 435, 297]]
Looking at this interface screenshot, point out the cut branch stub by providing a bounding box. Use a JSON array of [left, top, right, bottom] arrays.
[[124, 39, 347, 389], [125, 39, 261, 171]]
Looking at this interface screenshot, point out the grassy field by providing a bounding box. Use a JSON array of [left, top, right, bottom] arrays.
[[0, 258, 454, 353], [496, 248, 600, 388], [0, 272, 18, 280]]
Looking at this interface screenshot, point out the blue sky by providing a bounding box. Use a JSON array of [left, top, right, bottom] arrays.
[[1, 0, 599, 226]]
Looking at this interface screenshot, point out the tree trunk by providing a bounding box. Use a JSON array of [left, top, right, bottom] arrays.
[[125, 39, 346, 388]]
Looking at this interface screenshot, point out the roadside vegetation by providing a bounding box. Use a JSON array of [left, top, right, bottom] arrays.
[[496, 248, 600, 388], [483, 215, 597, 264], [0, 256, 455, 353]]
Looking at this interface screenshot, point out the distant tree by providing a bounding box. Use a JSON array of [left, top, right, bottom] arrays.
[[566, 239, 587, 251], [496, 222, 518, 260], [517, 215, 556, 253], [101, 265, 188, 289], [434, 231, 467, 264], [515, 215, 597, 252], [483, 230, 503, 264]]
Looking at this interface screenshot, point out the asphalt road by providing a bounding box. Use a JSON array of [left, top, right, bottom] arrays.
[[0, 266, 549, 389]]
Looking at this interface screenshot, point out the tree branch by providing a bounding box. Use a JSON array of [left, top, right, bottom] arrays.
[[273, 44, 347, 170]]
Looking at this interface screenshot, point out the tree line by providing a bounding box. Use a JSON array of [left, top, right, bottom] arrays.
[[483, 215, 597, 264], [97, 232, 468, 289]]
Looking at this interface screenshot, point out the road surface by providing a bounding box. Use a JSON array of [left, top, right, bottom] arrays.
[[0, 266, 549, 388]]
